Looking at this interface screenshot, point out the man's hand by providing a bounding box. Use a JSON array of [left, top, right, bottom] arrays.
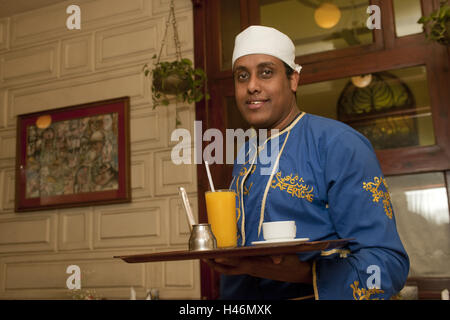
[[203, 255, 313, 284]]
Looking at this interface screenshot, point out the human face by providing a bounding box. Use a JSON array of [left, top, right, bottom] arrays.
[[233, 54, 300, 130]]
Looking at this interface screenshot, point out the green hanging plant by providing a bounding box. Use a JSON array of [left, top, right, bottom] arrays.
[[418, 1, 450, 46], [142, 0, 209, 126], [143, 55, 209, 109]]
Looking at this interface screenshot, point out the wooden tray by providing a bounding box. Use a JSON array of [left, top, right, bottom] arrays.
[[114, 238, 353, 263]]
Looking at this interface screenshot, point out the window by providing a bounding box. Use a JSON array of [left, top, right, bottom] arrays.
[[259, 0, 374, 56], [298, 65, 435, 150], [393, 0, 423, 37], [387, 172, 450, 277]]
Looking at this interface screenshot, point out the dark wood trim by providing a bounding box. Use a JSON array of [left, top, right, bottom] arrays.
[[406, 277, 450, 300], [200, 260, 220, 300], [427, 45, 450, 154], [239, 0, 250, 30], [205, 0, 222, 75], [192, 0, 218, 300], [377, 146, 449, 176], [193, 0, 450, 300], [299, 43, 429, 84], [340, 106, 430, 124], [247, 0, 260, 25], [380, 0, 396, 49], [445, 171, 450, 231]]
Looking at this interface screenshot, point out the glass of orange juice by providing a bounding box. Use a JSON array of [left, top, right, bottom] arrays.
[[205, 189, 237, 248]]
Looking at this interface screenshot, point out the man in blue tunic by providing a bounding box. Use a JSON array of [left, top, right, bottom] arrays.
[[205, 26, 409, 300]]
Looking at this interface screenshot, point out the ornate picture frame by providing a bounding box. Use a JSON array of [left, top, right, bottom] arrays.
[[15, 97, 131, 212]]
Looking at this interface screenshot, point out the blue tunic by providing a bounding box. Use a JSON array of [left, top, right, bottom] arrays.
[[220, 113, 409, 300]]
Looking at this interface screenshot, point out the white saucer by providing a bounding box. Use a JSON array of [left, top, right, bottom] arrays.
[[251, 238, 310, 246]]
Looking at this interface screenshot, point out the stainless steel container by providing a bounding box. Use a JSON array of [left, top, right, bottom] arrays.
[[189, 223, 217, 251]]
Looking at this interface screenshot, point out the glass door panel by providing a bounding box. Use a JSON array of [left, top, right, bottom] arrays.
[[393, 0, 423, 37], [259, 0, 374, 56], [386, 172, 450, 277], [297, 65, 435, 150]]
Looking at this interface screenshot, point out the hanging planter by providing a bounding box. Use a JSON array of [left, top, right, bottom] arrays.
[[145, 56, 207, 105], [152, 63, 190, 95], [418, 0, 450, 46], [143, 0, 208, 124]]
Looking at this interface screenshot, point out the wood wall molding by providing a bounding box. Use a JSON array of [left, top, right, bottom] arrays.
[[0, 167, 15, 212], [6, 65, 148, 127], [0, 18, 9, 52], [0, 213, 57, 253], [0, 42, 59, 86], [58, 207, 92, 251], [61, 34, 93, 76], [0, 0, 200, 299], [93, 199, 169, 249], [0, 129, 15, 160], [9, 0, 151, 48], [0, 250, 149, 299]]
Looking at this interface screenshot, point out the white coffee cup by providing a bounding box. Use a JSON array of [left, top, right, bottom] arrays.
[[262, 221, 297, 241]]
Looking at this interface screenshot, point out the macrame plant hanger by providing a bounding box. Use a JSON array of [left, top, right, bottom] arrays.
[[156, 0, 183, 64], [155, 0, 183, 125]]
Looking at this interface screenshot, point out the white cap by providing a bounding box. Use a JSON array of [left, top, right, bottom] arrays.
[[232, 25, 302, 74]]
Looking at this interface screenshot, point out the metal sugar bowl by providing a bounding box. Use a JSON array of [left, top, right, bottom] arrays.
[[189, 223, 217, 251], [178, 187, 217, 251]]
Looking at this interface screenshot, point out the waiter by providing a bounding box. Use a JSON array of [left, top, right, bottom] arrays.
[[206, 26, 409, 300]]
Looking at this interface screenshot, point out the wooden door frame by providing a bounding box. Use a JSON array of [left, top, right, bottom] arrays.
[[192, 0, 450, 300]]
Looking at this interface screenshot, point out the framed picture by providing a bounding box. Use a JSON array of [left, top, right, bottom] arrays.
[[15, 97, 131, 212]]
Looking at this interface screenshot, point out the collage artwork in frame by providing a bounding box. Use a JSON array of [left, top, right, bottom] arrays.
[[15, 97, 131, 212]]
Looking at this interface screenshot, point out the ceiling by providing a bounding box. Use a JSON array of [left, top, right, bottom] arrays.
[[0, 0, 68, 18]]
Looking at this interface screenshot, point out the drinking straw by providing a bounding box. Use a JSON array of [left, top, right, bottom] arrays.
[[179, 187, 196, 230], [204, 161, 215, 192]]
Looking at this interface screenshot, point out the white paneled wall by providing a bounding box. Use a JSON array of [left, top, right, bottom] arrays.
[[0, 0, 200, 299]]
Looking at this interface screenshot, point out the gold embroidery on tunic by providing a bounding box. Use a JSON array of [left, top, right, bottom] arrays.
[[236, 165, 256, 223], [243, 182, 253, 195], [363, 176, 393, 219], [320, 249, 351, 258], [270, 172, 314, 202], [350, 281, 384, 300], [240, 166, 256, 196]]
